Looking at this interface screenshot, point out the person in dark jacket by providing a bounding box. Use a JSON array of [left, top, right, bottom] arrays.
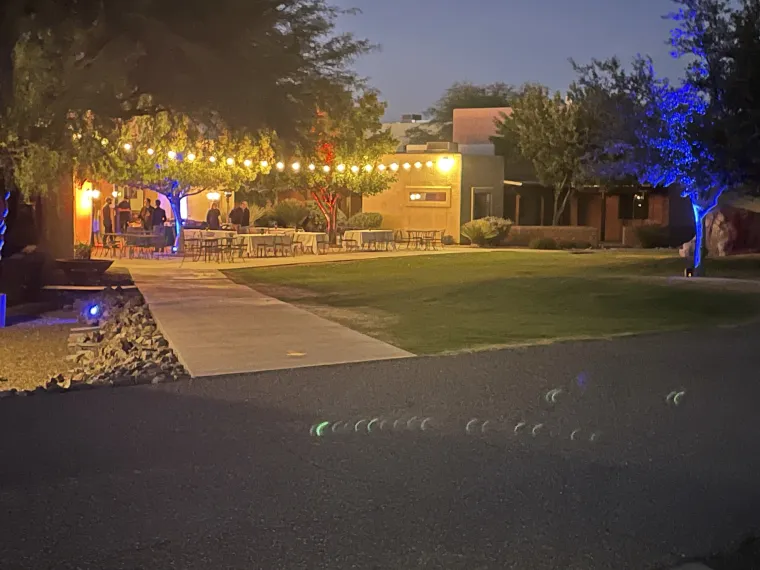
[[206, 202, 221, 230], [116, 197, 131, 233], [151, 199, 167, 228], [139, 198, 154, 230], [102, 197, 114, 244], [240, 201, 250, 228], [229, 201, 243, 229]]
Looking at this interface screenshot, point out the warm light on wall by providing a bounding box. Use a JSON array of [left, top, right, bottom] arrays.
[[206, 191, 221, 201], [437, 156, 455, 172]]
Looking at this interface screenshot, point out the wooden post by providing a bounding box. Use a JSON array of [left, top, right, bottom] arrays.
[[539, 195, 545, 226], [515, 193, 521, 225]]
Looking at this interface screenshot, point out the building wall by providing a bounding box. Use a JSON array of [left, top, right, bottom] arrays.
[[362, 152, 463, 239], [452, 107, 512, 145], [459, 154, 505, 224]]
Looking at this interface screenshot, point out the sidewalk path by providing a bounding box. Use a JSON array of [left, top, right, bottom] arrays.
[[130, 268, 412, 377]]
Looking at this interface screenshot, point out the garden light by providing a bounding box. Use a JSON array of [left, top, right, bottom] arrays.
[[84, 303, 102, 319]]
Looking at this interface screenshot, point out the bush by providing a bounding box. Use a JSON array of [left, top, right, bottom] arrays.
[[346, 212, 383, 229], [274, 199, 310, 228], [74, 243, 92, 259], [461, 219, 498, 247], [304, 200, 347, 232], [529, 237, 558, 250], [482, 216, 513, 245], [247, 204, 268, 226], [634, 224, 670, 248]]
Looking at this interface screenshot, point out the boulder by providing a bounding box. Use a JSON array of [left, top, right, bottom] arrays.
[[680, 205, 760, 257]]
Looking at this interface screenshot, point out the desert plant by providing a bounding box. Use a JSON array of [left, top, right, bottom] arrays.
[[482, 216, 513, 245], [274, 199, 310, 228], [461, 219, 498, 247], [247, 204, 268, 226], [346, 212, 383, 229], [529, 237, 558, 250], [634, 224, 670, 248], [74, 242, 92, 259]]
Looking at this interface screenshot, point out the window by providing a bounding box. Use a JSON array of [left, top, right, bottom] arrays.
[[619, 192, 649, 220], [406, 186, 451, 207], [409, 191, 447, 202]]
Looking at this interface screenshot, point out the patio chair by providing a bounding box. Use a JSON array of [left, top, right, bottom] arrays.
[[274, 234, 294, 257]]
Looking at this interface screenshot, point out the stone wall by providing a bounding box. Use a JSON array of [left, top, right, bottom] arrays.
[[505, 225, 599, 247]]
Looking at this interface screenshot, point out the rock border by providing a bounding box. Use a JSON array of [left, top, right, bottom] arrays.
[[0, 290, 189, 398]]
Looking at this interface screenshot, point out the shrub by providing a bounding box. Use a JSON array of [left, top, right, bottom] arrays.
[[274, 199, 310, 228], [482, 216, 513, 245], [461, 219, 498, 247], [634, 224, 670, 248], [303, 200, 348, 232], [557, 240, 593, 250], [74, 243, 92, 259], [441, 234, 455, 246], [529, 237, 558, 250], [247, 204, 268, 226], [346, 212, 383, 229]]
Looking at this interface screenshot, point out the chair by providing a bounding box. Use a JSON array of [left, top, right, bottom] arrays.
[[436, 229, 447, 249], [274, 234, 294, 257]]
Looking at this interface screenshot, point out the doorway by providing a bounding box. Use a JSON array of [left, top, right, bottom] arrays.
[[471, 187, 493, 220]]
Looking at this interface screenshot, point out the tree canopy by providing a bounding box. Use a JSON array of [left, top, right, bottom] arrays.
[[406, 81, 518, 143]]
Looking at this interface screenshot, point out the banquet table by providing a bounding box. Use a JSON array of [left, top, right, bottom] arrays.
[[342, 229, 394, 249], [293, 232, 327, 255]]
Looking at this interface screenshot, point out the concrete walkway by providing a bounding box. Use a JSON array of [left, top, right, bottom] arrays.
[[130, 268, 412, 377]]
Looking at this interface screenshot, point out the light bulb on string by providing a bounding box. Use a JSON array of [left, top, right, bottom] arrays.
[[308, 164, 316, 171], [377, 164, 386, 172], [226, 157, 235, 166], [336, 164, 346, 173], [323, 165, 331, 173], [364, 164, 373, 172], [291, 162, 301, 171], [260, 160, 269, 168], [414, 161, 422, 169], [351, 165, 359, 173], [187, 153, 196, 161], [123, 143, 132, 151], [168, 150, 177, 159], [403, 163, 411, 170], [425, 160, 433, 168], [276, 161, 285, 171], [147, 148, 155, 156], [209, 156, 217, 163], [390, 163, 399, 171], [243, 159, 252, 167]]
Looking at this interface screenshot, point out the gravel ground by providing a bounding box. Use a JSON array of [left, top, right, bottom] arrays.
[[0, 310, 77, 391]]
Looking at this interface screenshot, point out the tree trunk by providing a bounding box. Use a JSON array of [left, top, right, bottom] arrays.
[[168, 194, 184, 253], [0, 183, 9, 262], [552, 187, 572, 226], [691, 203, 708, 276], [311, 189, 340, 244]]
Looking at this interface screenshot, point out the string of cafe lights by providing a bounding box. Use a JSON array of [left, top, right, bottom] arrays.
[[74, 133, 457, 174]]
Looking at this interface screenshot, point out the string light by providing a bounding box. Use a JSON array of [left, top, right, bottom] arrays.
[[351, 165, 360, 173], [390, 163, 399, 171], [291, 162, 301, 171], [378, 164, 386, 172], [226, 157, 235, 166], [403, 163, 411, 170], [323, 165, 330, 173], [425, 160, 433, 168], [147, 148, 154, 155], [243, 159, 252, 167], [187, 153, 196, 161], [336, 164, 346, 173], [260, 160, 269, 168], [168, 150, 177, 159], [276, 161, 285, 171], [364, 164, 373, 172], [209, 156, 216, 163], [414, 161, 422, 169], [123, 143, 132, 151], [308, 164, 316, 171], [101, 138, 109, 146]]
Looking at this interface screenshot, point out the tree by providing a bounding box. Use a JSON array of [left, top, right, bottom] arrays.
[[282, 90, 398, 241], [76, 112, 276, 250], [408, 82, 518, 143], [495, 84, 587, 225], [0, 0, 372, 259]]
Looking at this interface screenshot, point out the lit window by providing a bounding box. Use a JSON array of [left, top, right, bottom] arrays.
[[409, 191, 447, 202]]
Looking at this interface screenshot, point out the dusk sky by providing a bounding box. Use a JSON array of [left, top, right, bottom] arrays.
[[335, 0, 685, 121]]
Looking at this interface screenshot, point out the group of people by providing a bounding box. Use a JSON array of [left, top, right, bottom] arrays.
[[101, 196, 167, 241], [205, 200, 251, 231]]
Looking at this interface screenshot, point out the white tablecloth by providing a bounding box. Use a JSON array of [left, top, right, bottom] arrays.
[[185, 229, 235, 241], [293, 232, 327, 255], [237, 234, 276, 256], [343, 230, 394, 248]]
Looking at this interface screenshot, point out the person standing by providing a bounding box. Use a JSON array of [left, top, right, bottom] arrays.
[[102, 197, 114, 245], [117, 197, 131, 233], [206, 202, 222, 230], [240, 201, 250, 230], [151, 198, 167, 228], [229, 201, 243, 230], [139, 198, 154, 231]]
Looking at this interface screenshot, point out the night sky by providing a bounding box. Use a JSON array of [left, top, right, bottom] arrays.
[[335, 0, 684, 120]]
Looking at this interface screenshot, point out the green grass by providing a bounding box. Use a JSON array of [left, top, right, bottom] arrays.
[[225, 251, 760, 354]]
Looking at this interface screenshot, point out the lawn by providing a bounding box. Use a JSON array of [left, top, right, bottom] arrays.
[[225, 251, 760, 354]]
